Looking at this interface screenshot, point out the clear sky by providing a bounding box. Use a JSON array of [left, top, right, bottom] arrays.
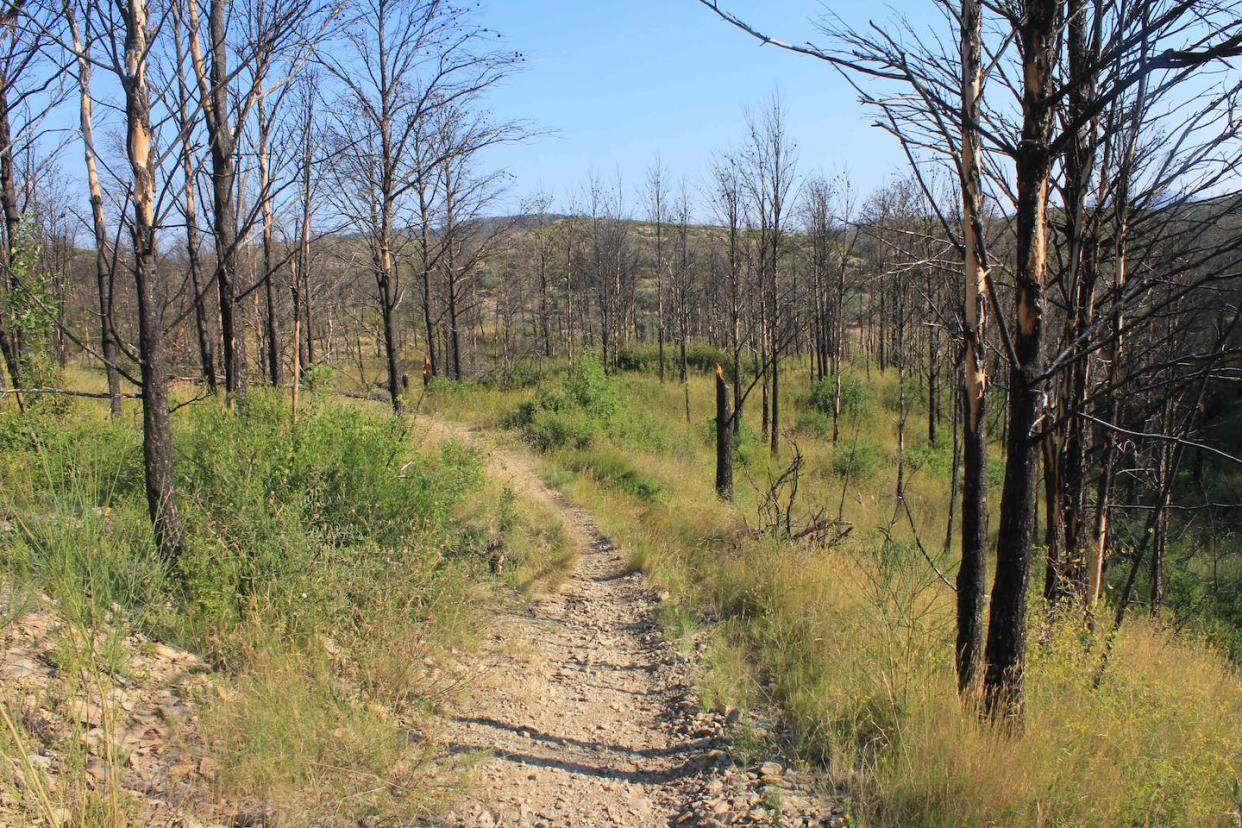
[[40, 0, 934, 228], [474, 0, 928, 217]]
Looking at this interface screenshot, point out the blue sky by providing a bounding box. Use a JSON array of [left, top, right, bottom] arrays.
[[41, 1, 934, 227], [474, 0, 929, 216]]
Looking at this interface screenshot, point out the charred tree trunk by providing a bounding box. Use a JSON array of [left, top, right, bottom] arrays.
[[123, 0, 184, 562], [184, 170, 215, 392], [294, 86, 314, 377], [538, 233, 552, 359], [0, 67, 27, 391], [377, 243, 403, 412], [195, 0, 245, 398], [715, 365, 733, 499], [417, 180, 438, 379], [955, 0, 989, 699], [258, 94, 280, 388], [172, 3, 217, 393], [983, 0, 1059, 725]]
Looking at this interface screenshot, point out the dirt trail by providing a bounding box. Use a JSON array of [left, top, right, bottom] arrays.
[[420, 419, 715, 827]]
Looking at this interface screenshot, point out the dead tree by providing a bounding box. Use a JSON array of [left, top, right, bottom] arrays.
[[672, 186, 692, 421], [0, 0, 64, 395], [321, 0, 518, 408], [118, 0, 184, 561], [170, 0, 217, 393], [742, 98, 795, 456], [956, 0, 989, 699], [646, 159, 669, 382], [64, 0, 123, 413], [183, 0, 322, 399], [710, 155, 747, 434], [700, 0, 1242, 725], [715, 363, 733, 499]]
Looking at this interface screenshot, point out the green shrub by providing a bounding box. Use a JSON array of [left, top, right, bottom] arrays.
[[809, 372, 872, 419], [615, 343, 662, 373], [301, 363, 335, 393], [524, 408, 600, 452], [504, 399, 538, 429], [535, 382, 570, 413], [906, 441, 954, 477], [685, 342, 731, 374], [0, 390, 483, 652], [565, 447, 664, 502], [616, 342, 732, 376], [703, 415, 761, 466], [182, 392, 479, 545], [509, 356, 622, 452], [496, 360, 545, 390], [565, 354, 619, 420], [831, 440, 884, 480]]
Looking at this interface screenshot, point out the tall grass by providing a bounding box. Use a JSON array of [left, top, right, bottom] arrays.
[[429, 358, 1242, 827]]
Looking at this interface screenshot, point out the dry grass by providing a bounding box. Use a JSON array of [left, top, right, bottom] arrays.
[[427, 359, 1242, 827]]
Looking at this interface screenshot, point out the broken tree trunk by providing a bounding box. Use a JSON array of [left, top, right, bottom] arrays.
[[715, 364, 733, 500]]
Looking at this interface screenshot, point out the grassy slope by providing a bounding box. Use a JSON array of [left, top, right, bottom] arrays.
[[0, 373, 571, 825], [426, 357, 1242, 828]]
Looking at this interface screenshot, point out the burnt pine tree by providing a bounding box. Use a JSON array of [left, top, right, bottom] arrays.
[[64, 0, 123, 415], [170, 1, 218, 394], [185, 0, 246, 397], [981, 0, 1060, 723], [955, 0, 989, 700], [715, 364, 733, 499], [119, 0, 184, 562]]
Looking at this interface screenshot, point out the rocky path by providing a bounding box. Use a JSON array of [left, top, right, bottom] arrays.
[[422, 419, 716, 827], [421, 419, 842, 828]]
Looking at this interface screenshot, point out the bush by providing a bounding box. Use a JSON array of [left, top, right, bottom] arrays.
[[831, 439, 884, 480], [615, 342, 733, 376], [301, 363, 335, 393], [183, 392, 478, 545], [906, 441, 953, 477], [0, 390, 483, 652], [524, 408, 600, 452], [564, 354, 619, 420], [616, 343, 662, 373], [496, 359, 545, 390], [703, 415, 761, 466], [565, 447, 664, 502], [509, 355, 621, 451], [809, 372, 872, 419], [685, 342, 731, 374]]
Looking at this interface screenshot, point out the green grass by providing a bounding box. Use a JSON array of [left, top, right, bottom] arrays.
[[0, 383, 568, 825]]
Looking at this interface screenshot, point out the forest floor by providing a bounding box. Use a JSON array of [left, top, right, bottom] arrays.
[[421, 418, 838, 828]]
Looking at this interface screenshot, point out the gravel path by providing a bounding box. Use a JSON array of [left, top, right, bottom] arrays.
[[423, 420, 714, 827]]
